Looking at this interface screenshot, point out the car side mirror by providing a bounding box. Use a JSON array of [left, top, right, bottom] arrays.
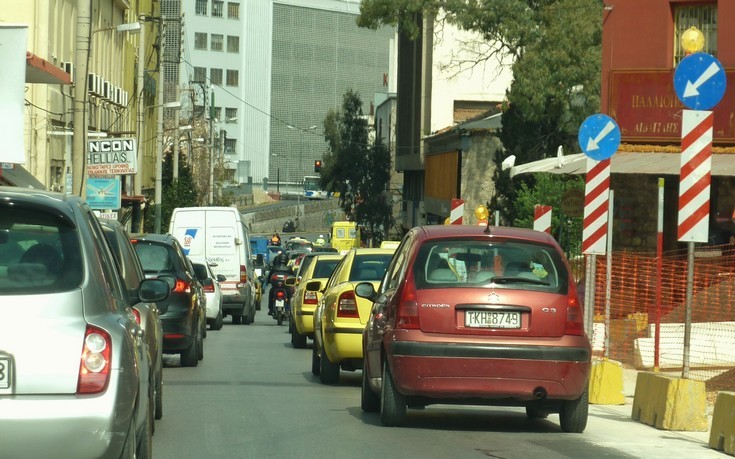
[[305, 280, 322, 292], [354, 282, 376, 300], [139, 278, 170, 303]]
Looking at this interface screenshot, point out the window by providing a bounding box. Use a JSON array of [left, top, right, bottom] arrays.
[[228, 2, 240, 19], [195, 0, 208, 15], [225, 107, 237, 121], [212, 1, 224, 18], [213, 107, 222, 121], [194, 33, 207, 50], [226, 69, 239, 87], [192, 67, 207, 83], [674, 4, 717, 64], [227, 36, 239, 53], [225, 138, 236, 155], [211, 34, 224, 52], [210, 68, 223, 85]]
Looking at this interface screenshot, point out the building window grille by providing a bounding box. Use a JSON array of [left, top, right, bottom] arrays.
[[192, 67, 207, 83], [226, 69, 239, 87], [212, 1, 224, 18], [194, 33, 207, 50], [225, 107, 237, 121], [211, 34, 224, 52], [195, 0, 208, 15], [213, 107, 222, 121], [674, 4, 717, 64], [225, 138, 236, 155], [227, 36, 239, 53], [228, 2, 240, 19], [210, 68, 223, 85]]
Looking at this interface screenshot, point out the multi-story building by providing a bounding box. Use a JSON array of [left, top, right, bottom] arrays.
[[181, 0, 394, 190]]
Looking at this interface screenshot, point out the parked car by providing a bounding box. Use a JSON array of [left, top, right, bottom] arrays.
[[356, 225, 591, 431], [311, 248, 396, 384], [131, 233, 207, 367], [0, 187, 169, 457], [289, 253, 343, 348], [100, 218, 166, 421], [190, 257, 225, 330]]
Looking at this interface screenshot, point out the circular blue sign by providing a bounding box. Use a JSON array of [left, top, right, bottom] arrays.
[[578, 114, 621, 161], [673, 52, 726, 110]]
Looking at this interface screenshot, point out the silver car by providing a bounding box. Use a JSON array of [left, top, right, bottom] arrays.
[[0, 187, 169, 458]]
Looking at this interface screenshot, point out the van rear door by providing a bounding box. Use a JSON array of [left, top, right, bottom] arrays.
[[169, 209, 206, 258]]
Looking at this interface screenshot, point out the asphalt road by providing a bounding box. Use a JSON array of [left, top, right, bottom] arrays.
[[151, 307, 725, 459]]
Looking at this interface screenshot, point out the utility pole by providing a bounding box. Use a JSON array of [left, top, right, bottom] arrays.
[[154, 21, 166, 233], [134, 15, 146, 197], [208, 87, 215, 205], [72, 0, 91, 197]]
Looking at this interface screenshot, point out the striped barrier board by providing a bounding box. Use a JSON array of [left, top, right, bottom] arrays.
[[678, 110, 712, 243], [582, 158, 611, 254], [450, 198, 464, 225], [533, 205, 552, 234]]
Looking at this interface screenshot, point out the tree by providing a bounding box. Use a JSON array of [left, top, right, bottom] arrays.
[[143, 152, 200, 233], [321, 90, 391, 245]]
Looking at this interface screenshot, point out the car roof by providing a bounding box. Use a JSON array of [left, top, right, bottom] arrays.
[[413, 224, 557, 244], [0, 186, 81, 221], [130, 233, 178, 244]]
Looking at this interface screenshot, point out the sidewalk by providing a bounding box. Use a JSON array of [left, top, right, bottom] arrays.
[[581, 368, 725, 458]]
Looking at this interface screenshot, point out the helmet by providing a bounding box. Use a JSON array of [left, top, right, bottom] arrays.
[[319, 235, 324, 238]]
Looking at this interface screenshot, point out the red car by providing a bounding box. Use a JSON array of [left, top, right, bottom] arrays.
[[356, 225, 591, 431]]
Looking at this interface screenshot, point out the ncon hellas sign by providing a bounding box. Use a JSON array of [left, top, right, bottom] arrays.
[[87, 138, 137, 176]]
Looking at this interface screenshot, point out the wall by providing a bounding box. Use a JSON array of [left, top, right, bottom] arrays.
[[241, 198, 346, 234]]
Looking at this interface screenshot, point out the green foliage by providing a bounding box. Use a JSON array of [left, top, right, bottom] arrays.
[[143, 152, 201, 233], [321, 90, 392, 244]]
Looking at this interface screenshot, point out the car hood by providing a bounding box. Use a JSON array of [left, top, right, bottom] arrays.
[[0, 290, 90, 394]]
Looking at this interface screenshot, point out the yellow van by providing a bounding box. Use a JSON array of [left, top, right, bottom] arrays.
[[331, 221, 361, 253]]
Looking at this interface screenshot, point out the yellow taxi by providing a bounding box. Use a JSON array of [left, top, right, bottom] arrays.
[[310, 247, 396, 384], [289, 253, 342, 348]]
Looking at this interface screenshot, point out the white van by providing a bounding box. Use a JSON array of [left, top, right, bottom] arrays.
[[169, 206, 257, 324]]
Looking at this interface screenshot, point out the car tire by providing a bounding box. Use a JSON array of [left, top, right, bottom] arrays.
[[319, 352, 340, 385], [559, 388, 589, 433], [197, 325, 204, 361], [232, 315, 242, 325], [211, 309, 224, 331], [361, 358, 379, 413], [248, 305, 256, 325], [311, 343, 321, 376], [291, 325, 307, 349], [380, 361, 406, 427], [155, 374, 163, 420], [180, 338, 199, 367]]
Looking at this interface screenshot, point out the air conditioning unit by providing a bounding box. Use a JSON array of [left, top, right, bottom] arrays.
[[115, 87, 122, 106], [102, 80, 111, 100], [110, 85, 118, 105], [121, 90, 128, 107], [61, 62, 74, 83]]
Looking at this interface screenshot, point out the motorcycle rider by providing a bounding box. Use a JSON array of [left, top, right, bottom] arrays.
[[270, 232, 281, 246], [266, 251, 292, 316], [315, 234, 326, 247]]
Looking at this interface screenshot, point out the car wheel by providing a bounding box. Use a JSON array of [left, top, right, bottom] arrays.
[[155, 373, 163, 420], [232, 315, 242, 325], [559, 388, 589, 433], [525, 404, 550, 419], [248, 305, 256, 325], [211, 309, 224, 331], [319, 351, 340, 385], [180, 337, 199, 367], [361, 358, 379, 413], [291, 325, 307, 349], [380, 361, 406, 427], [311, 343, 321, 376], [197, 325, 204, 361]]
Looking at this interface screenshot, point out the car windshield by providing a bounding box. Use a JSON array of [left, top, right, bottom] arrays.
[[348, 254, 393, 282], [134, 241, 176, 273], [0, 207, 83, 294], [191, 263, 209, 281], [414, 239, 568, 293], [313, 259, 340, 278]]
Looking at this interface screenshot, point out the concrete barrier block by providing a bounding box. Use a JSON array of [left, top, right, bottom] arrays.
[[631, 372, 708, 431], [709, 391, 735, 455], [589, 358, 625, 405]]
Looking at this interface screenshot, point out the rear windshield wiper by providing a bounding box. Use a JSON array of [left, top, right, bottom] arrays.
[[489, 276, 549, 286]]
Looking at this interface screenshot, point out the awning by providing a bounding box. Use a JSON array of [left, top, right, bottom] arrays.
[[26, 52, 72, 85], [511, 151, 735, 177], [0, 164, 46, 189]]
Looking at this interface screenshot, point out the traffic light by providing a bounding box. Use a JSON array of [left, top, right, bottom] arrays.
[[314, 160, 322, 173]]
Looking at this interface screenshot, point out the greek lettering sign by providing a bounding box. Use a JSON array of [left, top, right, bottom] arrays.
[[87, 138, 137, 176]]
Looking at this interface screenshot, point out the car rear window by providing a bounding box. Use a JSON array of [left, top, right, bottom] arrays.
[[133, 241, 176, 273], [313, 259, 340, 279], [414, 240, 568, 293], [348, 254, 393, 282], [191, 263, 208, 281], [0, 207, 83, 294]]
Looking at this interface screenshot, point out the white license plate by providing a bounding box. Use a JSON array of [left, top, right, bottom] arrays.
[[465, 311, 521, 329], [275, 299, 284, 309], [0, 356, 11, 389]]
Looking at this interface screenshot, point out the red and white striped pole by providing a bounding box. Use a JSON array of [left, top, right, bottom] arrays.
[[533, 205, 552, 233], [678, 110, 712, 243], [582, 158, 611, 255], [449, 198, 464, 225]]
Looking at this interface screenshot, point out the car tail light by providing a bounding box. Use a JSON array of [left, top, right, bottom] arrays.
[[203, 283, 215, 293], [304, 291, 318, 305], [173, 279, 191, 293], [240, 265, 248, 283], [77, 326, 112, 394], [131, 308, 141, 324], [565, 296, 584, 336], [396, 278, 419, 329], [337, 291, 359, 318]]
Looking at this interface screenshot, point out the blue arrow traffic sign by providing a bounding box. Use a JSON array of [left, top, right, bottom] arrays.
[[673, 52, 726, 110], [578, 114, 621, 161]]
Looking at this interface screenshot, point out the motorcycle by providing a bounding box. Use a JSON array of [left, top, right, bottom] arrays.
[[268, 271, 292, 326]]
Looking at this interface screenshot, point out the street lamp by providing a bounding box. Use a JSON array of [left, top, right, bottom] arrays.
[[271, 153, 280, 193], [287, 124, 318, 179]]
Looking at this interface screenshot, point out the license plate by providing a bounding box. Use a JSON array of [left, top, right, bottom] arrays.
[[465, 311, 521, 329], [275, 299, 284, 309], [0, 355, 11, 389]]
